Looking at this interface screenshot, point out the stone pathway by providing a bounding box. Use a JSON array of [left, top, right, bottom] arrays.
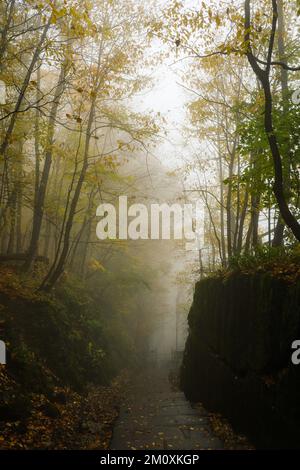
[[110, 361, 224, 450]]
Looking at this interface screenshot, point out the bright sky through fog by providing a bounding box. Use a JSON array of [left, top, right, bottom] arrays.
[[137, 56, 190, 169], [135, 0, 217, 170]]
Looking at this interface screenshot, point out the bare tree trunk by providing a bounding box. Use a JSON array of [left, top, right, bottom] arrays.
[[201, 190, 223, 265], [0, 18, 51, 207], [16, 184, 22, 252], [52, 154, 65, 255], [24, 64, 66, 271], [237, 184, 249, 253], [273, 0, 288, 246], [217, 132, 226, 264], [244, 219, 252, 253], [0, 0, 16, 71], [43, 218, 52, 259], [33, 64, 41, 216], [226, 150, 235, 259], [244, 0, 300, 241], [6, 189, 16, 254], [41, 115, 93, 290], [233, 152, 242, 254], [69, 189, 95, 275], [80, 219, 92, 279], [251, 194, 260, 248], [40, 42, 103, 290]]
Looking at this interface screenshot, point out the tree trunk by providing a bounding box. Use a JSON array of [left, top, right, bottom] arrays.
[[251, 194, 260, 248], [6, 190, 16, 254], [217, 132, 226, 265], [33, 64, 41, 216], [40, 42, 103, 290], [40, 99, 97, 290], [226, 150, 235, 259], [0, 0, 16, 72], [80, 219, 92, 279], [16, 185, 22, 252], [273, 0, 288, 247], [244, 0, 300, 241], [0, 18, 51, 206], [24, 64, 66, 271], [237, 184, 249, 253]]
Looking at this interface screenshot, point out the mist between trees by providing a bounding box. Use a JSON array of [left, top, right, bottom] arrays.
[[0, 0, 300, 450], [0, 0, 300, 345], [1, 0, 300, 296]]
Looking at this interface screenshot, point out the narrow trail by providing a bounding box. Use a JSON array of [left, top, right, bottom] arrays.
[[110, 359, 224, 450]]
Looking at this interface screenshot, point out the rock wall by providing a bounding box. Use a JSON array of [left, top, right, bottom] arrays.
[[180, 273, 300, 448]]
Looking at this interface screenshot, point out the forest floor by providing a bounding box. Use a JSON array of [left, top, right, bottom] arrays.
[[0, 264, 131, 450], [110, 359, 253, 450], [0, 366, 128, 450], [0, 360, 253, 450]]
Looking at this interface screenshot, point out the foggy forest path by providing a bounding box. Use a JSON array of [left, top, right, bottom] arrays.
[[110, 359, 224, 450]]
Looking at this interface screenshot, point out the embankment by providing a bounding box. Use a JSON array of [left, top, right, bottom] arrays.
[[0, 268, 135, 448], [181, 273, 300, 448]]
